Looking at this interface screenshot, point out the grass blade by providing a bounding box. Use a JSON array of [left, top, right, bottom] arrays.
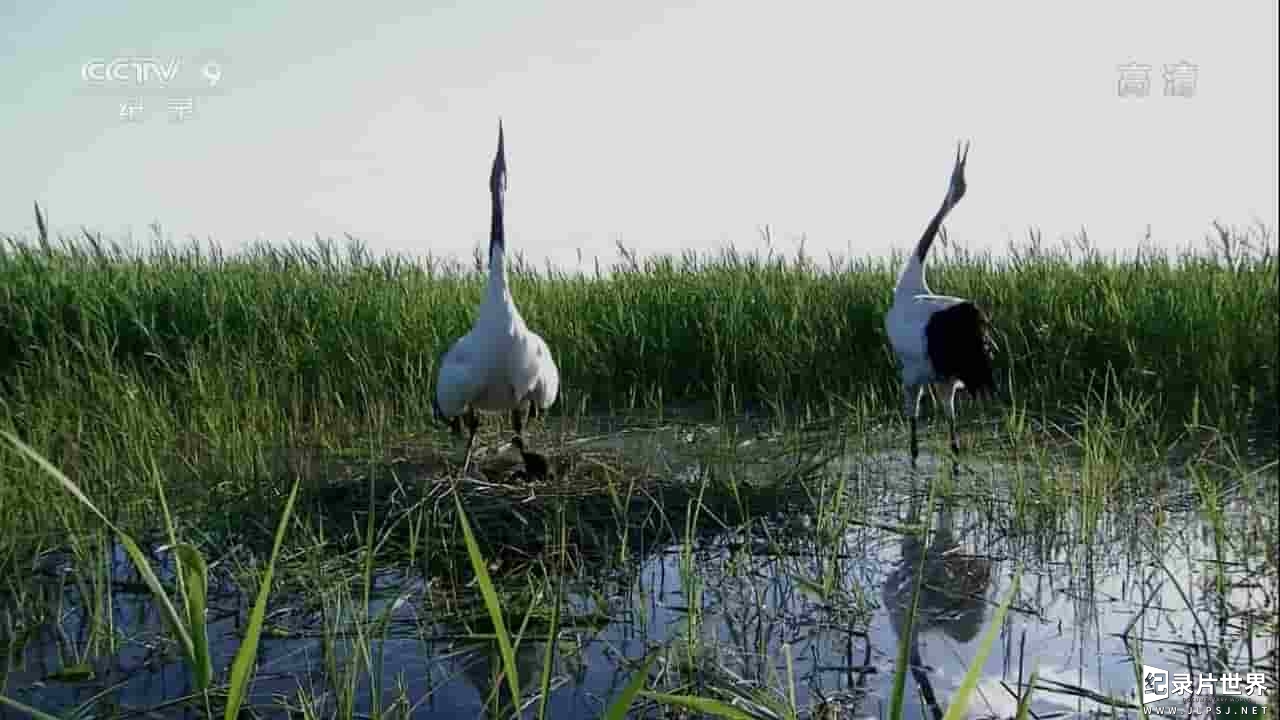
[[941, 566, 1023, 720], [224, 476, 300, 720], [453, 489, 521, 714], [537, 510, 568, 720], [601, 652, 656, 720], [0, 694, 64, 720], [34, 201, 48, 245], [639, 691, 757, 720], [1013, 670, 1039, 720], [783, 642, 798, 720], [175, 543, 213, 690], [887, 555, 926, 720], [154, 463, 213, 694], [888, 483, 938, 720]]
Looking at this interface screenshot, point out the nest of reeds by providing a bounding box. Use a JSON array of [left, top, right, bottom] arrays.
[[282, 422, 834, 580], [299, 430, 700, 566]]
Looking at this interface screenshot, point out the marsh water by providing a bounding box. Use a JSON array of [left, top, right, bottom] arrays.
[[3, 421, 1276, 719]]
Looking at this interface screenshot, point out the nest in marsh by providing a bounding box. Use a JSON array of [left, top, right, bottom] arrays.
[[285, 422, 833, 582], [301, 431, 706, 569]]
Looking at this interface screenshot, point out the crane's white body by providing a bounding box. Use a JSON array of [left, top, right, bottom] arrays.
[[434, 123, 559, 464], [435, 270, 559, 418], [886, 289, 967, 389]]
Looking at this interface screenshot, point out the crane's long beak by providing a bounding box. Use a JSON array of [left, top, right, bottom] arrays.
[[945, 139, 970, 209], [490, 120, 506, 197], [489, 119, 506, 258]]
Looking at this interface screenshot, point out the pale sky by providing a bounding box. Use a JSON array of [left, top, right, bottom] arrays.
[[2, 1, 1276, 270]]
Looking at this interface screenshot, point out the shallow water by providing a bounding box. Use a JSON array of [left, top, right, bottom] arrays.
[[3, 426, 1276, 719]]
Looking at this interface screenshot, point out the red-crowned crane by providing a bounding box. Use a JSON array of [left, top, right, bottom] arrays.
[[884, 141, 995, 466], [433, 121, 560, 478]]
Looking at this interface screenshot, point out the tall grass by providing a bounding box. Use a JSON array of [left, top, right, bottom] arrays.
[[2, 225, 1274, 421], [0, 221, 1274, 563]]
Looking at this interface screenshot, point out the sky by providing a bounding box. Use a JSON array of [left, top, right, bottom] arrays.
[[1, 1, 1277, 270]]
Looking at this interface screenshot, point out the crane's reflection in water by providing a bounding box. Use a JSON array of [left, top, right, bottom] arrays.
[[882, 484, 995, 720]]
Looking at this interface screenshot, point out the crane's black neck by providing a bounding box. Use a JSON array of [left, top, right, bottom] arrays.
[[914, 201, 949, 264], [489, 189, 504, 263], [489, 121, 507, 269]]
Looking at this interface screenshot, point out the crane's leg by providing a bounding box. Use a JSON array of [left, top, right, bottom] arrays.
[[434, 394, 462, 436], [904, 384, 923, 467], [510, 400, 550, 481], [910, 417, 919, 466], [509, 384, 536, 441], [909, 634, 944, 720], [940, 382, 961, 474], [510, 404, 524, 439], [461, 408, 480, 475]]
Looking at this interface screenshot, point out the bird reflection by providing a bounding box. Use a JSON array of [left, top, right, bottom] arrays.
[[882, 490, 994, 720]]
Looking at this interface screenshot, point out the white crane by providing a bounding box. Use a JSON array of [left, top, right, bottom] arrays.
[[884, 141, 996, 466], [433, 121, 560, 477]]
